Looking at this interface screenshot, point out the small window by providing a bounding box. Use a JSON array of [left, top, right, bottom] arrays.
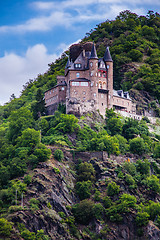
[[53, 89, 54, 93], [72, 82, 79, 86], [99, 72, 101, 77], [103, 73, 106, 77], [75, 63, 81, 68], [93, 93, 96, 97], [61, 87, 64, 90], [76, 72, 80, 78], [81, 82, 88, 86], [83, 91, 86, 95], [90, 71, 93, 77], [102, 103, 103, 106], [91, 82, 94, 87], [90, 62, 93, 67]]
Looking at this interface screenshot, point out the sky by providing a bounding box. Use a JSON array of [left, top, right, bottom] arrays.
[[0, 0, 159, 105]]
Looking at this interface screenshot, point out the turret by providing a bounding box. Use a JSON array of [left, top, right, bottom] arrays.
[[89, 43, 98, 109]]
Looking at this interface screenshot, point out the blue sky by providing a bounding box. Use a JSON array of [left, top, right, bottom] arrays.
[[0, 0, 159, 105]]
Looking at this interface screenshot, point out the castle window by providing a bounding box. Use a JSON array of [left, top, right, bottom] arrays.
[[90, 62, 93, 67], [83, 91, 86, 95], [96, 72, 97, 76], [72, 81, 79, 86], [90, 71, 93, 77], [101, 94, 104, 98], [102, 103, 103, 106], [53, 89, 54, 93], [91, 82, 94, 87], [75, 63, 81, 68], [81, 82, 88, 86], [103, 73, 106, 77], [93, 93, 96, 97], [76, 72, 80, 78], [99, 72, 101, 77], [61, 87, 64, 90]]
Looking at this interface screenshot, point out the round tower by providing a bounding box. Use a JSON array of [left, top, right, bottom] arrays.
[[89, 43, 99, 111]]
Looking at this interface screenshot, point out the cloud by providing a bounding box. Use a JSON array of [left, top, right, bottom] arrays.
[[0, 0, 158, 34], [0, 44, 58, 105]]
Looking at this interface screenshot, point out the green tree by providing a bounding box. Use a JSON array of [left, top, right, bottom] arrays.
[[77, 162, 95, 182], [54, 149, 64, 162], [107, 182, 120, 196], [129, 137, 147, 155], [72, 199, 94, 224], [0, 218, 13, 237], [107, 118, 123, 135], [75, 180, 92, 200]]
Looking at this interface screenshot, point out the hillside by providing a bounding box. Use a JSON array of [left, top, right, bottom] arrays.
[[0, 10, 160, 240]]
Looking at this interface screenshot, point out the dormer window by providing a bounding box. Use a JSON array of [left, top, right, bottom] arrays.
[[75, 63, 81, 68]]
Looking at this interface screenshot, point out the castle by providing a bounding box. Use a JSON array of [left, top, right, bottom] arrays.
[[45, 42, 136, 117]]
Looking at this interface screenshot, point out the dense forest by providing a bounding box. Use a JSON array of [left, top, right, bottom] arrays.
[[0, 10, 160, 240]]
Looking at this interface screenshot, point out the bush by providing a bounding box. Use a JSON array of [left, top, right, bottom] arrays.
[[0, 218, 13, 237], [77, 162, 95, 182], [103, 196, 112, 208], [146, 175, 160, 193], [72, 199, 94, 224], [24, 175, 32, 185], [8, 205, 23, 213], [136, 212, 149, 227], [129, 137, 148, 155], [75, 181, 92, 200], [136, 159, 150, 175], [153, 144, 160, 159], [107, 182, 120, 196], [93, 203, 104, 220], [54, 149, 64, 162]]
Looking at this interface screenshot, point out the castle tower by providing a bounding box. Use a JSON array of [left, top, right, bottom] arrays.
[[103, 46, 113, 109], [89, 43, 99, 111]]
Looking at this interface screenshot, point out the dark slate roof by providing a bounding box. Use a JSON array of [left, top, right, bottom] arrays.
[[103, 46, 113, 62], [65, 58, 71, 69], [89, 43, 98, 59], [98, 58, 106, 70], [70, 78, 90, 82]]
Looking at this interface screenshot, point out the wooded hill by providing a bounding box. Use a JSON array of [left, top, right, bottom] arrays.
[[0, 10, 160, 240]]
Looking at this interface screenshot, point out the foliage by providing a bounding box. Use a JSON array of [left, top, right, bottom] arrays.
[[54, 149, 64, 162], [136, 212, 149, 227], [77, 162, 95, 182], [107, 181, 120, 196], [129, 137, 148, 155], [0, 218, 13, 237], [75, 181, 92, 200], [72, 199, 95, 224]]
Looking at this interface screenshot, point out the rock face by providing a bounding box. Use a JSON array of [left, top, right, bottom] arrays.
[[7, 151, 160, 240], [9, 158, 77, 239]]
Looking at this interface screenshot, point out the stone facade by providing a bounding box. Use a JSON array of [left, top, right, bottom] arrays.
[[45, 42, 135, 117]]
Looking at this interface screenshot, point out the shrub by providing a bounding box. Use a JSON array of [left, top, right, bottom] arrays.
[[93, 203, 104, 220], [8, 205, 23, 213], [77, 162, 95, 182], [146, 175, 160, 193], [75, 181, 92, 200], [125, 174, 136, 188], [107, 182, 120, 196], [136, 212, 149, 227], [72, 199, 94, 224], [24, 175, 32, 185], [129, 137, 147, 155], [0, 218, 13, 237], [103, 196, 112, 208], [153, 144, 160, 159], [54, 149, 64, 162], [136, 159, 150, 175]]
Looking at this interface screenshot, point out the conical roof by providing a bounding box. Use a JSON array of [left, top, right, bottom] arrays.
[[103, 46, 113, 62], [89, 43, 98, 59]]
